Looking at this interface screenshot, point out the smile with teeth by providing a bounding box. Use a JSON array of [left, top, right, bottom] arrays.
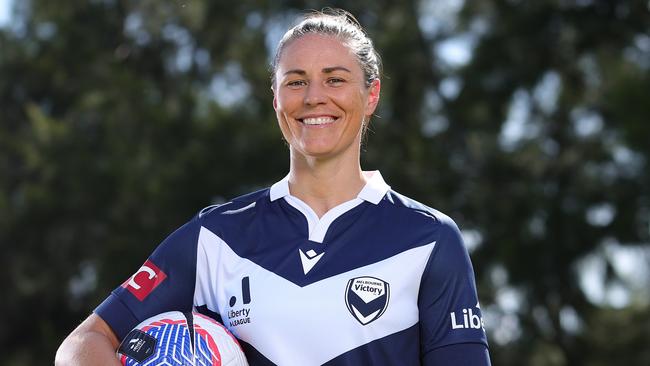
[[301, 116, 337, 125]]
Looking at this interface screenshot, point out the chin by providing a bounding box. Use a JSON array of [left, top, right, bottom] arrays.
[[297, 141, 336, 154], [293, 145, 338, 159], [302, 149, 337, 159]]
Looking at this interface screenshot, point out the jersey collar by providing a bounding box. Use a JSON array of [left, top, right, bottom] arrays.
[[269, 170, 390, 205]]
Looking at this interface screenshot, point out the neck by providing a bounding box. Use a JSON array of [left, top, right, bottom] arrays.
[[287, 149, 367, 218]]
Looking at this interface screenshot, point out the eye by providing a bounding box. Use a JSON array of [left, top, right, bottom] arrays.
[[326, 77, 345, 86], [286, 80, 307, 88]]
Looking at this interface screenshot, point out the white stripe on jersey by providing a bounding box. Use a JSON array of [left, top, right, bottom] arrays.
[[194, 226, 436, 366]]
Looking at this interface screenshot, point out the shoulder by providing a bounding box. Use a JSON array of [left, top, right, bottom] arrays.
[[383, 189, 467, 264], [197, 187, 270, 219], [381, 189, 459, 231], [384, 191, 473, 280]]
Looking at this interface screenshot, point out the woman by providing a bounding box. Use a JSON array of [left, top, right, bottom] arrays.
[[56, 9, 490, 365]]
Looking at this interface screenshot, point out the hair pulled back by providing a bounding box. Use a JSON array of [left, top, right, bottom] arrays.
[[271, 9, 381, 88]]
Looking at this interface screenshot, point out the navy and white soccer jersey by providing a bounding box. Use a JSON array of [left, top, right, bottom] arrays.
[[96, 171, 489, 365]]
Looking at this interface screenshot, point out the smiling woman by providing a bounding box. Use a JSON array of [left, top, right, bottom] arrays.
[[273, 33, 380, 186], [56, 8, 491, 366], [269, 11, 382, 216]]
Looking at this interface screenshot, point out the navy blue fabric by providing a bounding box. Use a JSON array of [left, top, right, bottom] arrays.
[[95, 183, 490, 364], [95, 217, 200, 339], [201, 189, 443, 287], [418, 217, 487, 353], [323, 324, 421, 365], [235, 329, 491, 366], [423, 343, 491, 366], [237, 324, 421, 366]]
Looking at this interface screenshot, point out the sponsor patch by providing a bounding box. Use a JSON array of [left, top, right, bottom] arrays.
[[228, 276, 253, 327], [122, 260, 167, 301], [450, 302, 485, 331], [345, 276, 390, 325]]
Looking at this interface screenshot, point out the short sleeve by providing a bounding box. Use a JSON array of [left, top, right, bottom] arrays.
[[94, 214, 202, 340], [418, 217, 489, 361], [422, 343, 491, 366]]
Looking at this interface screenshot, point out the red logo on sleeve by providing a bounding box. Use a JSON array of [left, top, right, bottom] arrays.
[[122, 260, 167, 301]]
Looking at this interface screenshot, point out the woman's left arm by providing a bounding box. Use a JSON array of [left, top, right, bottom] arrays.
[[417, 217, 491, 365]]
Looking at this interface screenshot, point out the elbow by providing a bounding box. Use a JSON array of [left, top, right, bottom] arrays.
[[55, 333, 77, 365]]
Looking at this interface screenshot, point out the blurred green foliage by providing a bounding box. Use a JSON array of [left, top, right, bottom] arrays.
[[1, 0, 649, 365]]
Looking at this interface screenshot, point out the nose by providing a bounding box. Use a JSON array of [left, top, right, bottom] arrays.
[[303, 83, 326, 106]]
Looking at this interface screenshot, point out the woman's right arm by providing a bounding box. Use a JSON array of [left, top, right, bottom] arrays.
[[55, 313, 121, 366], [56, 213, 205, 365]]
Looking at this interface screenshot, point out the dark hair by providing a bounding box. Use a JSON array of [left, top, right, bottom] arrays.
[[271, 8, 381, 89]]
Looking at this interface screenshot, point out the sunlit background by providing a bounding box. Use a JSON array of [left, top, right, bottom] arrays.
[[1, 0, 649, 365]]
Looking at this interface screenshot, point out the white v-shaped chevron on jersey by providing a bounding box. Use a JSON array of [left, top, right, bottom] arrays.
[[194, 226, 436, 366], [299, 248, 325, 274], [352, 307, 382, 325]]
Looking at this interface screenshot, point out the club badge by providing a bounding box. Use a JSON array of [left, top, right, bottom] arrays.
[[345, 276, 390, 325]]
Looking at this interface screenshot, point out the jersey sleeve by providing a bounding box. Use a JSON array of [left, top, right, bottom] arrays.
[[418, 216, 490, 363], [423, 343, 491, 366], [94, 214, 202, 340]]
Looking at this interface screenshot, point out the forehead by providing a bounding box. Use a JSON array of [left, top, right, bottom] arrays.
[[277, 34, 361, 72]]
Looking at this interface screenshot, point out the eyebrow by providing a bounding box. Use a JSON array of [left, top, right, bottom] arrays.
[[283, 66, 352, 76], [323, 66, 352, 74]]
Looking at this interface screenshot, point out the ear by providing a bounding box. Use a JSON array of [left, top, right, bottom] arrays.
[[365, 79, 381, 116], [272, 87, 278, 111]]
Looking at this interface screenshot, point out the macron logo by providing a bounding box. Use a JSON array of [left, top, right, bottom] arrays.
[[122, 260, 167, 301], [299, 249, 324, 274]]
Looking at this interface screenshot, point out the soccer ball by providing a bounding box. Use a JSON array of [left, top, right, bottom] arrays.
[[117, 311, 248, 366]]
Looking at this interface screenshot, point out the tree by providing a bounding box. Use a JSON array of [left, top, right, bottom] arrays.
[[1, 0, 648, 364]]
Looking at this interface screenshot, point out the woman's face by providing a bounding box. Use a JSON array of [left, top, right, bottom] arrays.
[[273, 34, 380, 161]]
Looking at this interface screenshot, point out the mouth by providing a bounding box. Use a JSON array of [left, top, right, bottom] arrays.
[[298, 116, 338, 126]]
